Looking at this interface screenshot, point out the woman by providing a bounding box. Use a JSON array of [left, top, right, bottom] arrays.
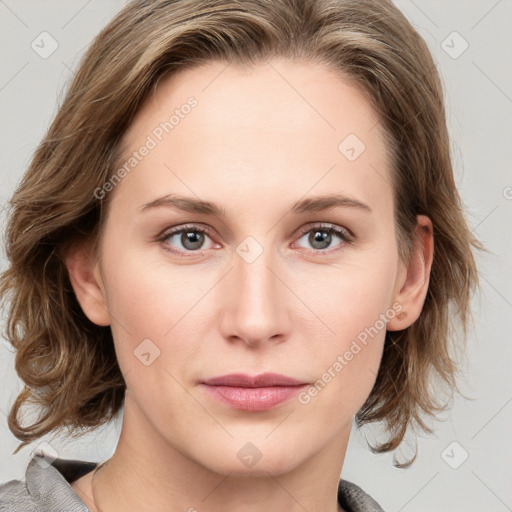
[[0, 0, 480, 510]]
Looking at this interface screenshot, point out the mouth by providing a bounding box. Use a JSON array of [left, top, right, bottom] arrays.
[[200, 373, 308, 412]]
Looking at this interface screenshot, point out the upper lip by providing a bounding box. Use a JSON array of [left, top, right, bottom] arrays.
[[201, 373, 306, 387]]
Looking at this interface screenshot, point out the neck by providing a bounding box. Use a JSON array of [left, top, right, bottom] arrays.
[[87, 394, 350, 512]]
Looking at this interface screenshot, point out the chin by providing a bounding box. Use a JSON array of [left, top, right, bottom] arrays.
[[195, 439, 308, 477]]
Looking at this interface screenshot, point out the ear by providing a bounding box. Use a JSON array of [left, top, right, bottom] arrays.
[[387, 215, 434, 331], [63, 240, 111, 327]]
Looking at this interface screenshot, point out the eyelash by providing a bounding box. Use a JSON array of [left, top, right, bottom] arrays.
[[157, 223, 354, 257]]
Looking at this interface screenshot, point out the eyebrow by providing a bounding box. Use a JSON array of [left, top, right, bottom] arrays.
[[138, 193, 372, 216]]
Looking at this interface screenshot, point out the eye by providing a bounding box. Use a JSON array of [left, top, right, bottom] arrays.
[[157, 222, 353, 257], [159, 224, 217, 254], [294, 223, 353, 253]]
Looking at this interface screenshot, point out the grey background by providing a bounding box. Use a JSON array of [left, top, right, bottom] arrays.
[[1, 1, 511, 510]]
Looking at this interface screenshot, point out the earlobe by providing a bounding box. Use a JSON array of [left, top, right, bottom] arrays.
[[387, 215, 434, 331], [64, 242, 111, 327]]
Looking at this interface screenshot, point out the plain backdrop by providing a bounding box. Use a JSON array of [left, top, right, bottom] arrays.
[[1, 1, 511, 511]]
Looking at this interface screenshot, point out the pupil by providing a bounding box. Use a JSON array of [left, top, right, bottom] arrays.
[[310, 230, 330, 249], [183, 231, 203, 250]]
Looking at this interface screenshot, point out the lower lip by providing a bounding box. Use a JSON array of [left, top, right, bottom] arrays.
[[201, 384, 307, 411]]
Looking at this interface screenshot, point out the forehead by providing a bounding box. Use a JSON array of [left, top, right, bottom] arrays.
[[113, 59, 393, 217]]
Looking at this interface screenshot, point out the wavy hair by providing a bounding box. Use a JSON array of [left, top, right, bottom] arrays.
[[0, 0, 481, 466]]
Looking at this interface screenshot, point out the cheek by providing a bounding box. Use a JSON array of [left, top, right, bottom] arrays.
[[98, 244, 196, 364], [101, 243, 232, 381], [293, 248, 398, 408], [295, 281, 388, 420], [296, 244, 398, 339]]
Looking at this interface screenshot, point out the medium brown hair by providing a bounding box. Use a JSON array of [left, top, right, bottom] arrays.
[[1, 0, 481, 466]]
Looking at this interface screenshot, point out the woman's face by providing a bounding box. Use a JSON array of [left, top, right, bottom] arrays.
[[86, 60, 410, 475]]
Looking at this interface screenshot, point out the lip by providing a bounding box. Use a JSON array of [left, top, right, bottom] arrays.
[[200, 373, 308, 411], [202, 372, 305, 387]]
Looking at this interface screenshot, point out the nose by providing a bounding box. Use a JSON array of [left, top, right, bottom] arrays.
[[219, 242, 291, 348]]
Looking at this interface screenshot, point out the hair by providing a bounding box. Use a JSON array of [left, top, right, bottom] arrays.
[[1, 0, 481, 467]]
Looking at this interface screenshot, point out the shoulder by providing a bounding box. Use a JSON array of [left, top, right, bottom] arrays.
[[0, 478, 36, 512], [338, 478, 385, 512], [0, 453, 97, 512]]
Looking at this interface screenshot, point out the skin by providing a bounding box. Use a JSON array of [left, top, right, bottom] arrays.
[[66, 59, 433, 512]]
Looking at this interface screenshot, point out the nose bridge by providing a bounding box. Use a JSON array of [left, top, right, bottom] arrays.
[[222, 236, 288, 345]]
